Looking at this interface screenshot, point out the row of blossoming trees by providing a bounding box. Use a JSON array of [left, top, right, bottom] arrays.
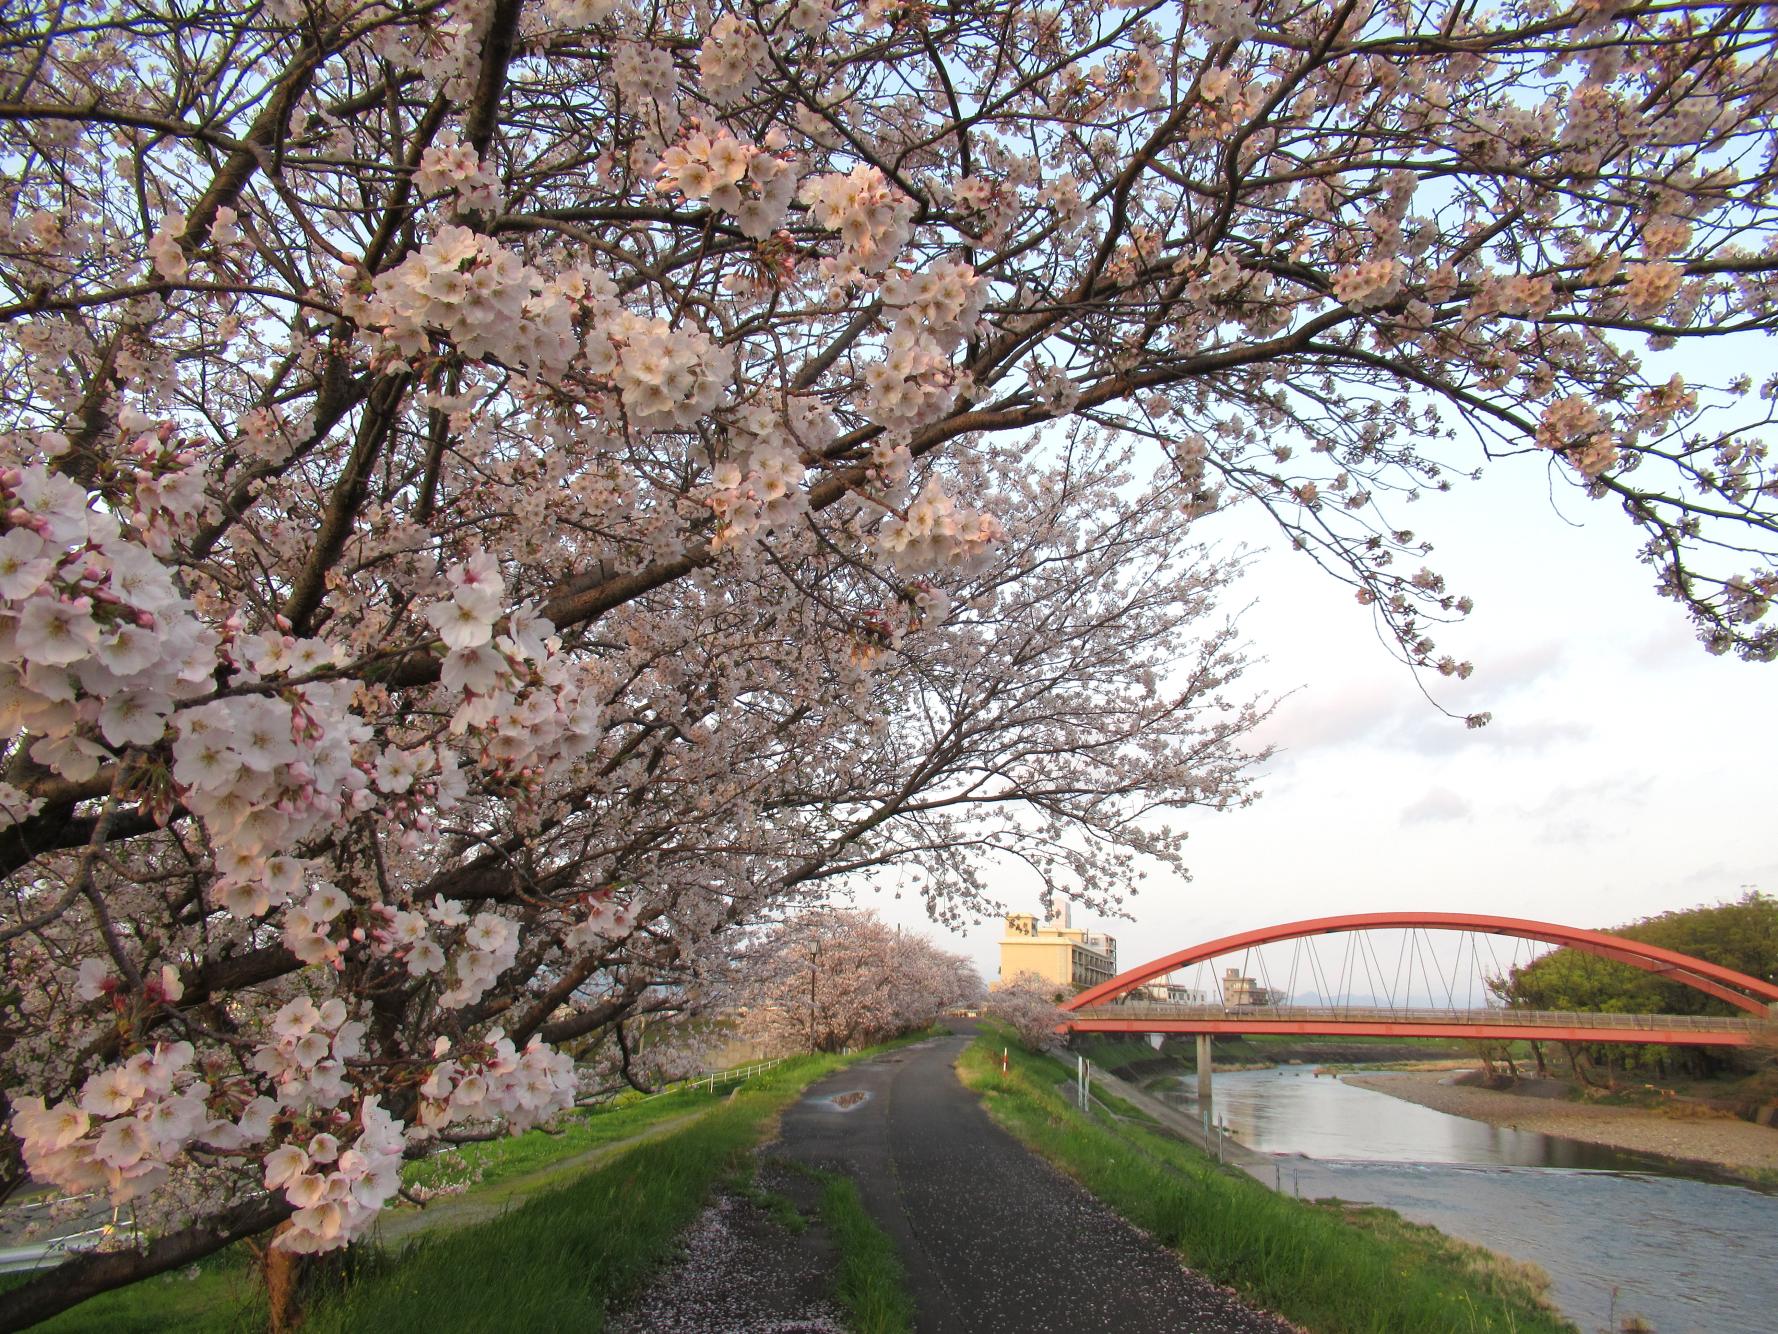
[[736, 908, 980, 1053], [2, 0, 1777, 1321]]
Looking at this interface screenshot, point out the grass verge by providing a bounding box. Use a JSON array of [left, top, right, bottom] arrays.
[[20, 1037, 936, 1332], [8, 1247, 265, 1334], [959, 1028, 1574, 1334], [768, 1161, 914, 1334], [820, 1173, 913, 1334], [399, 1081, 721, 1195], [297, 1050, 883, 1332]]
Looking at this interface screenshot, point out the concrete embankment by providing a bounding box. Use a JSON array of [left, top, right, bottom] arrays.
[[1345, 1070, 1778, 1181], [1085, 1064, 1278, 1185]]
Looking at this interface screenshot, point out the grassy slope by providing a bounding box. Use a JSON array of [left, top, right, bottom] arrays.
[[11, 1250, 266, 1334], [25, 1041, 926, 1333], [399, 1082, 720, 1194], [300, 1050, 892, 1332], [958, 1031, 1574, 1334]]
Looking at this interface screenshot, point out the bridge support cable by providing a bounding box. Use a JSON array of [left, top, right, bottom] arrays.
[[1063, 913, 1778, 1040], [1256, 950, 1278, 1011], [1359, 932, 1389, 1014], [1392, 931, 1410, 1013], [1358, 932, 1384, 1014], [1306, 936, 1335, 1010], [1481, 933, 1510, 1006]]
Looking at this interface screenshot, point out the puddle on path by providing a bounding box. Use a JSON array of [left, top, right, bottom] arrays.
[[814, 1090, 872, 1112]]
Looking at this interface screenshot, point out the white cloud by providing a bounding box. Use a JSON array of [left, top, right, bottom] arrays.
[[1401, 786, 1472, 824]]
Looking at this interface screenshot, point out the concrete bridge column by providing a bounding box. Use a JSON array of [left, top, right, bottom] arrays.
[[1195, 1033, 1212, 1119]]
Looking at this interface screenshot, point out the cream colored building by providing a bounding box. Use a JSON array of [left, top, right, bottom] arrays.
[[1134, 977, 1207, 1005], [1222, 967, 1274, 1007], [998, 903, 1117, 995]]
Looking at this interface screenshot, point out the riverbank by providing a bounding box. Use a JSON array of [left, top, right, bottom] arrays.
[[1346, 1071, 1778, 1183], [970, 1034, 1571, 1332]]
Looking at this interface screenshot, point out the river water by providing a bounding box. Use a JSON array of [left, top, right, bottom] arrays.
[[1155, 1067, 1778, 1333]]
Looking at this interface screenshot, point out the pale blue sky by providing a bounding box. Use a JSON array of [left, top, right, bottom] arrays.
[[860, 446, 1778, 989]]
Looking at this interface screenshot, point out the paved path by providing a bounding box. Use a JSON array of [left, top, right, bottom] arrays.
[[772, 1028, 1294, 1334]]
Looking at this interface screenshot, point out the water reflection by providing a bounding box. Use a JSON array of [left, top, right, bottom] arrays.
[[1155, 1068, 1778, 1334], [1175, 1067, 1681, 1173]]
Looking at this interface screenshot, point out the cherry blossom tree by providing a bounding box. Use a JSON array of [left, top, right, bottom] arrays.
[[3, 0, 1778, 1321], [735, 907, 979, 1053], [982, 972, 1070, 1050]]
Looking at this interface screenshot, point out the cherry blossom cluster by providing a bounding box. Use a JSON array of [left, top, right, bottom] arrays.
[[349, 227, 579, 376], [11, 1042, 214, 1207], [879, 260, 984, 354], [564, 895, 637, 952], [1536, 395, 1619, 478], [798, 166, 917, 276], [410, 0, 495, 104], [611, 40, 680, 136], [876, 479, 1005, 576], [263, 1095, 407, 1253], [583, 299, 736, 431], [0, 460, 217, 790], [174, 684, 371, 911], [414, 1028, 577, 1134], [1621, 262, 1685, 319], [657, 128, 798, 240], [414, 134, 502, 214], [1333, 258, 1405, 311], [697, 14, 769, 107], [426, 554, 604, 790], [705, 398, 821, 548]]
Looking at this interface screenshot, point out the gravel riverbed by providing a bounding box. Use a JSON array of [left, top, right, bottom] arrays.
[[1344, 1071, 1778, 1178]]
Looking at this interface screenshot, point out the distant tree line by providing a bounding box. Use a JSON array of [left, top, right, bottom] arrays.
[[1492, 892, 1778, 1081]]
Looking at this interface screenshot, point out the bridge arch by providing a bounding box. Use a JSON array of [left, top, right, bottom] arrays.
[[1062, 911, 1778, 1017]]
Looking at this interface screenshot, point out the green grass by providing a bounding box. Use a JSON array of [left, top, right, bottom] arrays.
[[400, 1081, 721, 1194], [960, 1028, 1573, 1334], [751, 1160, 915, 1334], [297, 1051, 876, 1332], [23, 1037, 938, 1333], [819, 1172, 913, 1334], [7, 1246, 265, 1333]]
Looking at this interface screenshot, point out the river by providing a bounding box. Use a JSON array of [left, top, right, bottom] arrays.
[[1155, 1067, 1778, 1334]]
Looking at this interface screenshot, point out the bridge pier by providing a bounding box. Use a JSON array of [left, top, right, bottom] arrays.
[[1195, 1033, 1212, 1118]]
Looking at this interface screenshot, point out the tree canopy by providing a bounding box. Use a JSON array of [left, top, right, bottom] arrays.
[[1498, 891, 1778, 1017]]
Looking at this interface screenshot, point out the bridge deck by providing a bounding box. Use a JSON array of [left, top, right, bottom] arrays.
[[1064, 1003, 1770, 1046]]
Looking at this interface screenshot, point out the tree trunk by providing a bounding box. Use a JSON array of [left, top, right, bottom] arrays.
[[264, 1228, 303, 1334]]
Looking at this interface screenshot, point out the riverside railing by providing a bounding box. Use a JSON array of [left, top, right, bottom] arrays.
[[637, 1054, 788, 1101], [1072, 1002, 1766, 1033], [0, 1194, 123, 1276]]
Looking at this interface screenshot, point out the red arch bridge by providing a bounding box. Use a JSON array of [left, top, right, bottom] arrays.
[[1059, 912, 1778, 1048]]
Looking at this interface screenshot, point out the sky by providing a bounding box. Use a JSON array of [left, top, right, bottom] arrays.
[[853, 442, 1778, 995]]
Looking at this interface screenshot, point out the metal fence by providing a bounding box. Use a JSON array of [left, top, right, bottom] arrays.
[[0, 1194, 123, 1276], [636, 1055, 789, 1101]]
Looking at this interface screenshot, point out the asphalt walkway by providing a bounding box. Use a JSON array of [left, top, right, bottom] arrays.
[[772, 1028, 1294, 1334]]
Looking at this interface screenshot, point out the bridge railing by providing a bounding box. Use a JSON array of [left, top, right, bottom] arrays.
[[1069, 1002, 1766, 1032]]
